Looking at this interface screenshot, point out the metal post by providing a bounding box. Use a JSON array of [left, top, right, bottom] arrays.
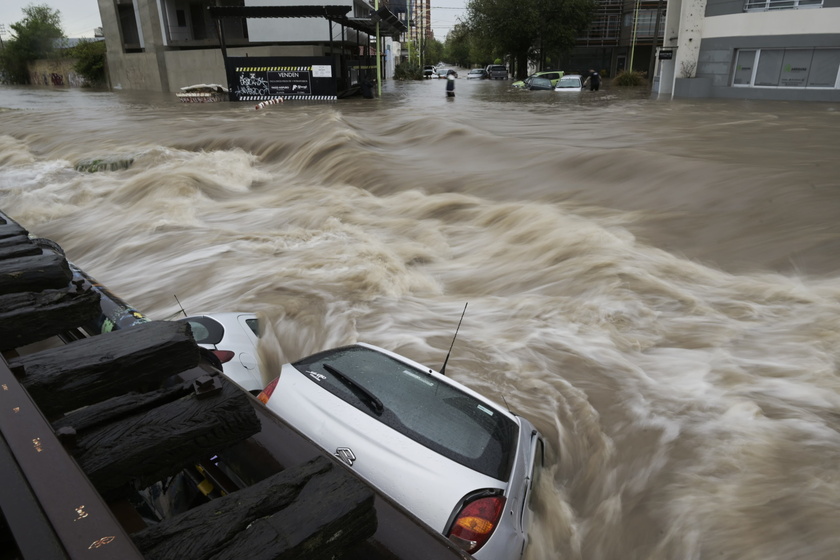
[[629, 0, 641, 72], [648, 0, 664, 89], [375, 0, 381, 96]]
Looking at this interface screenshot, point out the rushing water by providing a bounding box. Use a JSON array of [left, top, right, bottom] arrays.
[[2, 78, 840, 560]]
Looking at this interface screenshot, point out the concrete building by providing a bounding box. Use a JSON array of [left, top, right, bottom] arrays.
[[97, 0, 403, 93], [657, 0, 840, 100], [562, 0, 667, 78]]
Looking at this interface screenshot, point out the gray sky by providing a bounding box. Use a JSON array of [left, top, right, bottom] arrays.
[[0, 1, 466, 42]]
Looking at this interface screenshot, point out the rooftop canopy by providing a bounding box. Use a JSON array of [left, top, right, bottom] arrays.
[[207, 5, 407, 39]]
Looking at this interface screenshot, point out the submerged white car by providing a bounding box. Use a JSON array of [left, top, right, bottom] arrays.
[[258, 342, 545, 559], [555, 74, 584, 92]]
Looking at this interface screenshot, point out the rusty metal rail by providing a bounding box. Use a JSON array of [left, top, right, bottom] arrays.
[[0, 358, 145, 559]]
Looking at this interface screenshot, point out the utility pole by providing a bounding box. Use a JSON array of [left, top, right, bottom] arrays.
[[629, 0, 642, 72], [375, 0, 381, 96], [647, 0, 665, 90]]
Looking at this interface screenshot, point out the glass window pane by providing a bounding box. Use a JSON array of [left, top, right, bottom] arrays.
[[755, 49, 784, 86], [733, 50, 756, 85], [807, 49, 840, 88], [779, 49, 813, 87]]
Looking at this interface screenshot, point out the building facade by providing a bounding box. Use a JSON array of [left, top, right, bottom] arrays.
[[97, 0, 391, 93], [656, 0, 840, 100], [562, 0, 666, 78]]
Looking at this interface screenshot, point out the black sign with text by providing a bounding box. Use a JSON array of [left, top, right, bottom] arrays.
[[225, 56, 337, 101]]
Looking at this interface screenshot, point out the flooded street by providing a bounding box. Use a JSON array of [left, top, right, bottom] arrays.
[[2, 78, 840, 560]]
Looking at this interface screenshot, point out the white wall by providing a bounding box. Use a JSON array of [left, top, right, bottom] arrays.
[[703, 8, 840, 38]]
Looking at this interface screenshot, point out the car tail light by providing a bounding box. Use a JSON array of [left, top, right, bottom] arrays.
[[212, 350, 235, 363], [257, 377, 279, 404], [446, 495, 506, 554]]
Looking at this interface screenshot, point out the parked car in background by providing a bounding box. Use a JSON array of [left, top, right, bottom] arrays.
[[424, 65, 436, 78], [485, 64, 509, 80], [436, 68, 458, 79], [512, 70, 564, 88], [555, 74, 584, 92], [258, 342, 545, 560], [525, 76, 554, 90], [467, 68, 488, 80], [179, 312, 263, 393]]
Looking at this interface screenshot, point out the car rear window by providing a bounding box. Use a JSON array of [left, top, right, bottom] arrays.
[[293, 345, 518, 481], [182, 316, 224, 345]]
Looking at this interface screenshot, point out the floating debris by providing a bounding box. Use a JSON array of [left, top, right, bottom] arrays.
[[74, 156, 135, 173]]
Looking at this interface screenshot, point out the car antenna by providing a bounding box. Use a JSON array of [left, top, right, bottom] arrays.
[[174, 295, 188, 318], [440, 302, 468, 376]]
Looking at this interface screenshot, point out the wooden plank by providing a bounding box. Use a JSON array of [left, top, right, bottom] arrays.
[[52, 383, 192, 434], [0, 221, 28, 240], [0, 287, 101, 352], [10, 321, 200, 417], [132, 455, 377, 560], [0, 234, 31, 248], [0, 358, 146, 560], [0, 253, 73, 295], [70, 378, 261, 497]]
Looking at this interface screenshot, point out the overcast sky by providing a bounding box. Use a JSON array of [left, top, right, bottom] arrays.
[[0, 1, 465, 41]]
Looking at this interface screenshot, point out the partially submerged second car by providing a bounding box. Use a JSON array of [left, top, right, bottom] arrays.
[[258, 342, 545, 560]]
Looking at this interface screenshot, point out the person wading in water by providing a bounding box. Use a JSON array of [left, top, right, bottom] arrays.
[[446, 70, 456, 98]]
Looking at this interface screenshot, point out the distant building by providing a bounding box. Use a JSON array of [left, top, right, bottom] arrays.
[[561, 0, 666, 78], [657, 0, 840, 101], [562, 0, 840, 101]]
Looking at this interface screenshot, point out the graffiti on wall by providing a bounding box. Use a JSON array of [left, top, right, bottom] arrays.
[[27, 58, 92, 88]]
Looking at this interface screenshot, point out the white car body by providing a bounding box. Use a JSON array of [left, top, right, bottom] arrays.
[[180, 312, 263, 393], [260, 342, 545, 560], [555, 74, 584, 92]]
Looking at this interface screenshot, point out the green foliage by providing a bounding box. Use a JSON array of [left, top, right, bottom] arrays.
[[465, 0, 597, 79], [71, 39, 106, 85], [423, 38, 445, 67], [0, 4, 65, 84], [393, 62, 424, 81], [612, 70, 646, 87]]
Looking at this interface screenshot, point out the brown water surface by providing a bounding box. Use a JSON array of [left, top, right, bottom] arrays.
[[2, 79, 839, 560]]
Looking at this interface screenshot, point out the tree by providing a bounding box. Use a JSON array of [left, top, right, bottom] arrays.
[[466, 0, 596, 79], [71, 39, 107, 86], [0, 4, 65, 84], [443, 23, 475, 68]]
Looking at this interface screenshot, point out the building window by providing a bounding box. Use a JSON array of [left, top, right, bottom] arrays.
[[176, 10, 187, 27], [733, 48, 840, 88], [744, 0, 822, 11]]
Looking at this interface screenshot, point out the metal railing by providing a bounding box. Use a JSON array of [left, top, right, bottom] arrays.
[[745, 0, 822, 10]]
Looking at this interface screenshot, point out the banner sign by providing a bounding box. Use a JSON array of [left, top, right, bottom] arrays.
[[226, 56, 337, 101]]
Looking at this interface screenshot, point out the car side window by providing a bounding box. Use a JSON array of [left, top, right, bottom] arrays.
[[182, 316, 224, 344]]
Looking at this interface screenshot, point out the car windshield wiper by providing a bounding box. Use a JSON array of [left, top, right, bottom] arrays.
[[323, 363, 384, 416]]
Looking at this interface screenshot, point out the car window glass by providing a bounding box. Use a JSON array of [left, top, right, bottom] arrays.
[[182, 316, 224, 344], [245, 318, 259, 337], [294, 345, 518, 481]]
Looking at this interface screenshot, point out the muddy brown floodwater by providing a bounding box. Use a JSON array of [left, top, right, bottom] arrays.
[[2, 78, 840, 560]]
